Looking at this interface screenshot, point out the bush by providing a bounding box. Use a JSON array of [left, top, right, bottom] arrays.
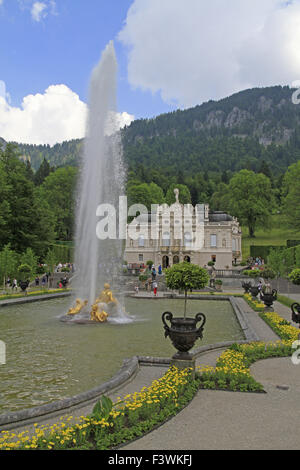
[[243, 269, 261, 278], [61, 267, 71, 273], [36, 266, 46, 275], [289, 269, 300, 285], [17, 264, 31, 280], [260, 267, 276, 280]]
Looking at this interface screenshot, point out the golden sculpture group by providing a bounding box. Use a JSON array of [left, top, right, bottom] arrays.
[[67, 283, 117, 322]]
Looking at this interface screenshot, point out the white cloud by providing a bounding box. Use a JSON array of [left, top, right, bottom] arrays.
[[118, 0, 300, 108], [0, 81, 9, 102], [0, 83, 134, 146], [31, 2, 47, 21], [31, 1, 56, 22]]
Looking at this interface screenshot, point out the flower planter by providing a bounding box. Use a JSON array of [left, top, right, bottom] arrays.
[[291, 303, 300, 324], [250, 286, 259, 300], [242, 282, 252, 294], [162, 311, 206, 360], [260, 289, 277, 308]]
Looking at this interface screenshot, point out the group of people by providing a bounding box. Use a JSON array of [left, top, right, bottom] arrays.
[[6, 277, 18, 291], [248, 257, 265, 268], [55, 262, 75, 273], [135, 264, 163, 297]]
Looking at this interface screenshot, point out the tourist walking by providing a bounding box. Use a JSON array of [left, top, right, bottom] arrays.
[[12, 279, 17, 291], [158, 265, 162, 275], [153, 280, 158, 297]]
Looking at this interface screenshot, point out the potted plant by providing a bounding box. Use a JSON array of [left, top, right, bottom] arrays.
[[162, 262, 210, 359], [139, 274, 148, 288], [215, 279, 223, 291]]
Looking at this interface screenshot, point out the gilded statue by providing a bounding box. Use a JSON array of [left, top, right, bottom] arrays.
[[90, 302, 108, 323], [95, 283, 117, 305], [68, 299, 88, 315]]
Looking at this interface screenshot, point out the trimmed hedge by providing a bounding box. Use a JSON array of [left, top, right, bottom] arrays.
[[250, 245, 285, 260]]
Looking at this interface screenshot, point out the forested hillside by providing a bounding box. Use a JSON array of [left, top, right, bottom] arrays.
[[3, 85, 300, 176]]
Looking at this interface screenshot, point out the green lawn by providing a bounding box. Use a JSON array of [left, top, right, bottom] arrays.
[[241, 215, 299, 261]]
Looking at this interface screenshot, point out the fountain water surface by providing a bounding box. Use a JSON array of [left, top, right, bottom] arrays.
[[66, 41, 131, 324]]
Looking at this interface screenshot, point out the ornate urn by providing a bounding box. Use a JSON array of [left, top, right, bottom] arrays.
[[162, 312, 206, 359], [242, 281, 252, 294], [250, 286, 260, 299], [291, 303, 300, 325], [260, 287, 277, 308]]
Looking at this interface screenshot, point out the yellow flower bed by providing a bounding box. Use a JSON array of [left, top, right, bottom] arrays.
[[0, 367, 197, 451], [260, 311, 299, 344], [0, 288, 70, 300]]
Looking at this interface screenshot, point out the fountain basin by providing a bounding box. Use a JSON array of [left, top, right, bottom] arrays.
[[0, 297, 243, 413]]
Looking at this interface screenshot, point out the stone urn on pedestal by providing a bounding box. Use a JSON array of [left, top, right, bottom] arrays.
[[162, 262, 210, 375], [291, 303, 300, 327], [242, 281, 252, 294], [250, 285, 260, 300], [260, 284, 277, 311]]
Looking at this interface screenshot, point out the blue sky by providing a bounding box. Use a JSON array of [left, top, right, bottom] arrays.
[[0, 0, 299, 145], [0, 0, 173, 119]]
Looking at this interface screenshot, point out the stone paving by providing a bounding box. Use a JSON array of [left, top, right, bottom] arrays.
[[123, 292, 300, 450]]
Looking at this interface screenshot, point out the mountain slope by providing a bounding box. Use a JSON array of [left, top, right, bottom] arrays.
[[1, 85, 300, 174]]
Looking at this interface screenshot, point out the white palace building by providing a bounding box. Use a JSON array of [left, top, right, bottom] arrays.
[[124, 189, 242, 270]]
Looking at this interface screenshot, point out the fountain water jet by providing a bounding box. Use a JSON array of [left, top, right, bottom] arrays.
[[64, 41, 132, 324]]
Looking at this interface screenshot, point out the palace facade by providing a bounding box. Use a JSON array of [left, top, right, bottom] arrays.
[[124, 190, 242, 270]]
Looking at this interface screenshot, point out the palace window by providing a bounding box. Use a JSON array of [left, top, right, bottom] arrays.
[[162, 232, 170, 247], [138, 235, 145, 247], [210, 234, 217, 247], [184, 232, 192, 248]]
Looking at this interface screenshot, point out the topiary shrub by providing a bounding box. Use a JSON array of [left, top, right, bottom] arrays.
[[165, 262, 210, 318]]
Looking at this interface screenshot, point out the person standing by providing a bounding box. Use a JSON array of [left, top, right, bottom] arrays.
[[153, 280, 158, 297], [12, 279, 17, 291]]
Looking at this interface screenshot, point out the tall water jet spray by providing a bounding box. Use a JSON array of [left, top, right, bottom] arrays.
[[70, 41, 129, 323]]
